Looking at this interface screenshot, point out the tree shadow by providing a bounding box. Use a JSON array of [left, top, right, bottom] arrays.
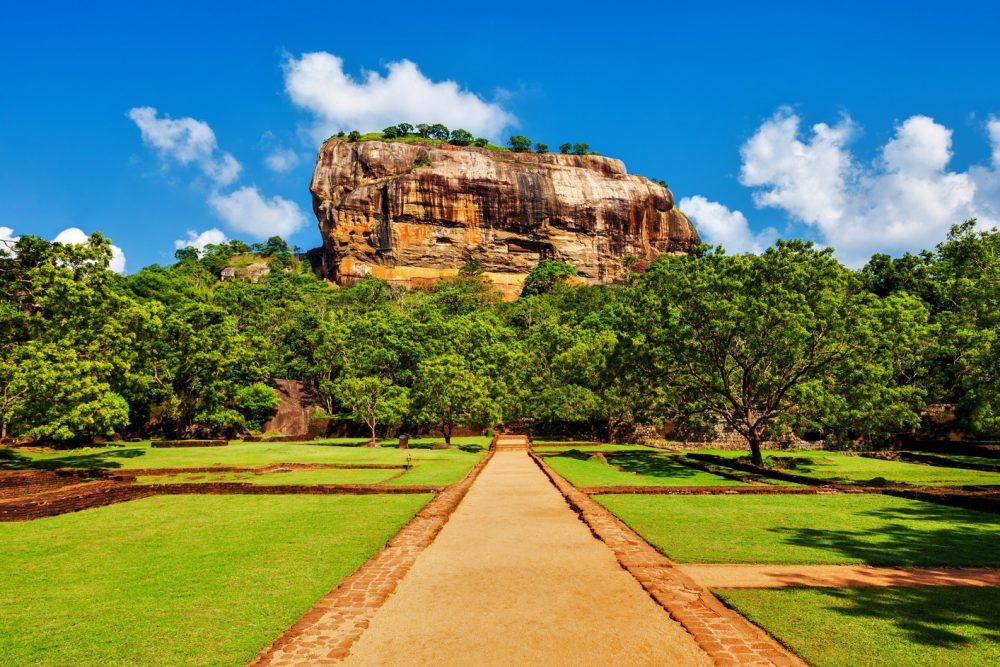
[[0, 447, 147, 471], [768, 501, 1000, 567], [810, 586, 1000, 649], [609, 453, 712, 481]]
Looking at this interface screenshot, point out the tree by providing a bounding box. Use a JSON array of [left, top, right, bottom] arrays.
[[521, 260, 578, 297], [559, 143, 572, 154], [429, 123, 450, 140], [572, 143, 590, 155], [396, 122, 414, 136], [535, 142, 549, 154], [449, 129, 475, 146], [174, 246, 199, 262], [412, 354, 499, 444], [630, 241, 927, 465], [508, 135, 532, 152], [416, 123, 431, 138], [235, 382, 280, 430], [334, 376, 409, 445], [473, 137, 489, 147], [347, 130, 362, 142], [382, 125, 400, 139]]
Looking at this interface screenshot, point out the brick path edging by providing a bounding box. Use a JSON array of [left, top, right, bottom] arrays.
[[528, 451, 805, 667], [250, 449, 495, 666]]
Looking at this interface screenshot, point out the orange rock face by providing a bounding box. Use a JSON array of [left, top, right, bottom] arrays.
[[311, 140, 699, 297]]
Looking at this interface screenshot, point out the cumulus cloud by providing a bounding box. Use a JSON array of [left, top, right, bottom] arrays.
[[283, 52, 516, 141], [53, 227, 126, 273], [174, 228, 227, 252], [128, 107, 242, 186], [0, 227, 18, 244], [208, 187, 307, 238], [265, 148, 300, 173], [686, 110, 1000, 266], [679, 195, 777, 254]]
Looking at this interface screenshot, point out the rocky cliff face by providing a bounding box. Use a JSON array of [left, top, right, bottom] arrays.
[[311, 140, 698, 297]]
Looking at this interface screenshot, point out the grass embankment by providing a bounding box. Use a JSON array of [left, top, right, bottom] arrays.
[[596, 494, 1000, 566], [694, 450, 1000, 486], [541, 450, 745, 487], [2, 440, 487, 486], [717, 586, 1000, 667], [0, 494, 431, 666], [907, 450, 1000, 469]]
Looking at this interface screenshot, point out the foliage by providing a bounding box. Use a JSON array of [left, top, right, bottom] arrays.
[[411, 354, 499, 443], [333, 375, 410, 443], [627, 241, 927, 463], [559, 143, 572, 154], [508, 135, 533, 152], [235, 382, 280, 430], [535, 142, 549, 153], [448, 128, 474, 146], [572, 142, 590, 155], [520, 259, 578, 297]]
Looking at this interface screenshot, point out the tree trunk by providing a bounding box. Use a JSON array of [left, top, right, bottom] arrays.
[[747, 429, 764, 467], [367, 421, 378, 447], [443, 423, 452, 446], [1, 420, 6, 440]]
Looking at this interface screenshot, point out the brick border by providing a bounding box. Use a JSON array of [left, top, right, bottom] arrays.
[[250, 449, 495, 666], [529, 451, 804, 667]]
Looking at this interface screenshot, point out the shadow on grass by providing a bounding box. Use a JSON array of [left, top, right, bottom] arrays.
[[815, 586, 1000, 648], [609, 453, 708, 480], [769, 501, 1000, 567], [0, 447, 147, 470]]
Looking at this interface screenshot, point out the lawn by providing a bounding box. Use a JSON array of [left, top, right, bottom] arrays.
[[531, 443, 661, 452], [906, 450, 1000, 469], [1, 441, 485, 482], [0, 493, 431, 666], [596, 494, 1000, 566], [695, 450, 1000, 486], [542, 450, 745, 487], [134, 468, 402, 485], [717, 586, 1000, 667]]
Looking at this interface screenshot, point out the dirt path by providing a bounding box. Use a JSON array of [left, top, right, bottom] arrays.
[[340, 451, 712, 666], [679, 564, 1000, 589]]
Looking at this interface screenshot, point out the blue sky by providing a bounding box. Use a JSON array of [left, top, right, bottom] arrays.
[[3, 0, 1000, 271]]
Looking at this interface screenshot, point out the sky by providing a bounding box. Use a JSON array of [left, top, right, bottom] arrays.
[[3, 0, 1000, 272]]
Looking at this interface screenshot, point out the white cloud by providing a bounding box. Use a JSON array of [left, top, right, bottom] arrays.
[[53, 227, 126, 273], [739, 109, 855, 230], [208, 187, 307, 238], [128, 107, 242, 186], [174, 228, 228, 252], [265, 148, 300, 173], [695, 109, 1000, 266], [679, 195, 777, 254], [283, 52, 516, 141], [0, 227, 18, 243]]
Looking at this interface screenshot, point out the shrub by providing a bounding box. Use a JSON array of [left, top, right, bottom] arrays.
[[559, 143, 572, 154], [535, 142, 549, 154], [235, 383, 280, 431], [347, 130, 362, 142], [473, 137, 489, 147], [382, 126, 400, 139], [572, 143, 590, 155]]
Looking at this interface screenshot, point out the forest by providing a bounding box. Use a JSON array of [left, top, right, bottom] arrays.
[[1, 221, 998, 464]]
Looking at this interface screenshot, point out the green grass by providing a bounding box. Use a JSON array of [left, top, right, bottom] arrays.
[[908, 450, 1000, 469], [717, 587, 1000, 667], [696, 450, 1000, 486], [542, 450, 745, 487], [350, 132, 511, 153], [1, 440, 485, 473], [596, 494, 1000, 566], [0, 494, 431, 666], [134, 468, 400, 485]]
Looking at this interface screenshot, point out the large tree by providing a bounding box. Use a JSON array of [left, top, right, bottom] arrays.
[[333, 376, 410, 445], [631, 241, 928, 465], [412, 354, 499, 445]]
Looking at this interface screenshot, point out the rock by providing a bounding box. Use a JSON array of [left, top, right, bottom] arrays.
[[311, 140, 699, 298]]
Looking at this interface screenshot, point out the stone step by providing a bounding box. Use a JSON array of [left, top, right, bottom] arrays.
[[494, 435, 530, 450]]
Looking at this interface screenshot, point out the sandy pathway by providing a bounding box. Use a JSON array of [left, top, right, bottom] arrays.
[[679, 564, 1000, 589], [341, 451, 712, 666]]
